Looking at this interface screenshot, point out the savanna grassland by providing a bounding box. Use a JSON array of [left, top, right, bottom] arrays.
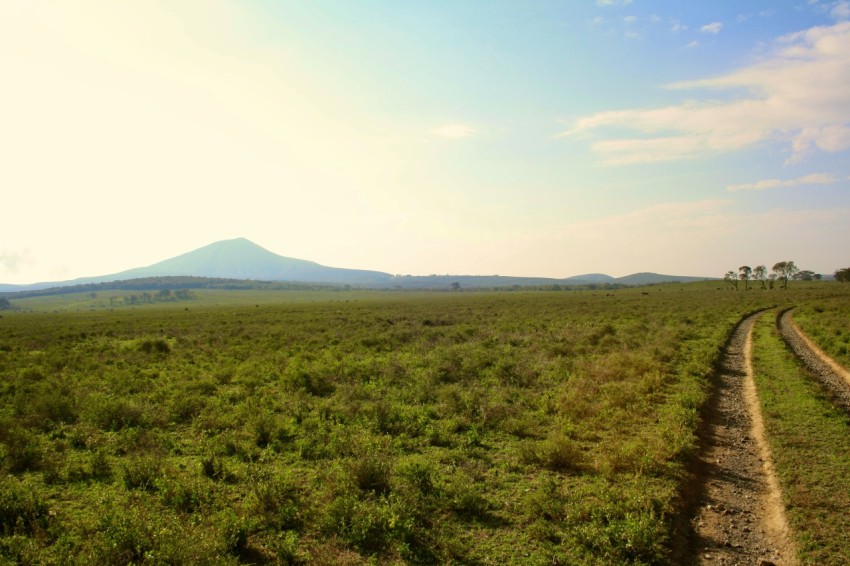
[[0, 283, 845, 564]]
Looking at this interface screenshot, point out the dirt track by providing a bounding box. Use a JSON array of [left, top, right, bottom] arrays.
[[687, 312, 795, 565], [777, 308, 850, 412]]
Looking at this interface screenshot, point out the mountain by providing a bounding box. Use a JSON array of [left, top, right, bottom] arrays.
[[0, 238, 715, 293], [106, 238, 392, 286], [0, 239, 392, 291]]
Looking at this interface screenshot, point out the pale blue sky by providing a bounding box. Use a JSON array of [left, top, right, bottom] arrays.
[[1, 1, 848, 283]]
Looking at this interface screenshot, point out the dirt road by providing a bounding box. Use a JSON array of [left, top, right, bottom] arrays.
[[687, 312, 795, 565]]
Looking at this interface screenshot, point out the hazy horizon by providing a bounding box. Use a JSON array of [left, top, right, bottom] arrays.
[[2, 1, 849, 285]]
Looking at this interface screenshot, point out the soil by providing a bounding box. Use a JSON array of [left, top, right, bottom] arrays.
[[686, 312, 796, 566], [777, 308, 850, 411]]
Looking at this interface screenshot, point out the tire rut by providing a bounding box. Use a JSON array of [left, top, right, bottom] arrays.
[[777, 308, 850, 412], [687, 312, 795, 565]]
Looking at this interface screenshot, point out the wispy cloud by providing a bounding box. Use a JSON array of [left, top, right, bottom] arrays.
[[596, 0, 632, 6], [700, 22, 723, 34], [0, 249, 32, 274], [430, 124, 477, 139], [726, 172, 838, 192], [564, 22, 850, 164], [830, 1, 850, 20]]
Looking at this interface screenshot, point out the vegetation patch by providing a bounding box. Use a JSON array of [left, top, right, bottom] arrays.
[[0, 284, 844, 562], [751, 313, 850, 564]]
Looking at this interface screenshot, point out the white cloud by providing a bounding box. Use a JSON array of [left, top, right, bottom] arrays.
[[596, 0, 632, 6], [623, 16, 637, 25], [700, 22, 723, 34], [686, 40, 699, 49], [671, 21, 688, 33], [565, 22, 850, 164], [430, 124, 478, 139], [726, 172, 838, 192]]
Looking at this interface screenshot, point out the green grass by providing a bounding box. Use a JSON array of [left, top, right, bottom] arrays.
[[0, 284, 844, 563], [791, 284, 850, 370], [752, 312, 850, 565]]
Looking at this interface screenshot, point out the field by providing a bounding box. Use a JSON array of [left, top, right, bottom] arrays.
[[0, 283, 847, 564]]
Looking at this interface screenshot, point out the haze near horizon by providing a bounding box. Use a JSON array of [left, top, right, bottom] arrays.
[[2, 1, 849, 285]]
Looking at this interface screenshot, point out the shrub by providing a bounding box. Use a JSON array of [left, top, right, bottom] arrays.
[[137, 338, 171, 354], [217, 510, 251, 555], [444, 471, 489, 519], [251, 472, 302, 530], [0, 428, 43, 474], [350, 454, 392, 495], [541, 434, 585, 473], [85, 395, 145, 431], [120, 456, 162, 491], [89, 448, 112, 481], [0, 478, 50, 535]]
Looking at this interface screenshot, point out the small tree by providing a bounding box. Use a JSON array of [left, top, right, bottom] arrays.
[[0, 297, 11, 311], [795, 270, 815, 281], [772, 261, 799, 289], [739, 265, 752, 291], [836, 267, 850, 282], [753, 265, 767, 289], [724, 271, 738, 290]]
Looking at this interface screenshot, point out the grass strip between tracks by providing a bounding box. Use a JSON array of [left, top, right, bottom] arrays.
[[751, 313, 850, 565]]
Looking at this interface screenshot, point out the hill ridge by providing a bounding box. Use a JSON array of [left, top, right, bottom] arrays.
[[0, 238, 713, 292]]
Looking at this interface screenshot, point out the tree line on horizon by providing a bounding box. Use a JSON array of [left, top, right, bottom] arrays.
[[724, 261, 810, 290], [721, 261, 850, 290]]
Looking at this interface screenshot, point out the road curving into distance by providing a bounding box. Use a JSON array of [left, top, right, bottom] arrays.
[[688, 311, 796, 565], [777, 308, 850, 412]]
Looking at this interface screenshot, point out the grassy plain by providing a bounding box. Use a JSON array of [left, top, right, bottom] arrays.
[[751, 312, 850, 564], [0, 283, 843, 563]]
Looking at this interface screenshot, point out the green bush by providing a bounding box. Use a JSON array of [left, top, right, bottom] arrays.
[[0, 428, 43, 474], [84, 395, 146, 431], [251, 471, 302, 530], [120, 455, 162, 491], [0, 478, 50, 536]]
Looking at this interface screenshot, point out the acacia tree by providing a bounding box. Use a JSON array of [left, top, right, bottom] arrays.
[[724, 270, 738, 290], [739, 265, 752, 291], [753, 265, 768, 289], [772, 261, 799, 289], [836, 267, 850, 282]]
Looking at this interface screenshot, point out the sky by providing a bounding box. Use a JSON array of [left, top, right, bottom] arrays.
[[2, 0, 849, 283]]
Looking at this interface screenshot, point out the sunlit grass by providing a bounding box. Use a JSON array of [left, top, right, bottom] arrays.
[[752, 313, 850, 564]]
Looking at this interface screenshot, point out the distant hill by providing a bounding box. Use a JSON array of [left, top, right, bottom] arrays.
[[615, 272, 709, 285], [0, 238, 715, 293], [564, 273, 615, 284]]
